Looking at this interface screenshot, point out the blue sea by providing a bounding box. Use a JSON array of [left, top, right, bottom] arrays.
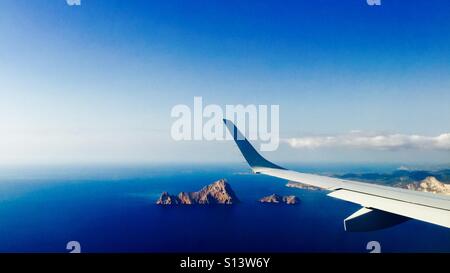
[[0, 164, 449, 253]]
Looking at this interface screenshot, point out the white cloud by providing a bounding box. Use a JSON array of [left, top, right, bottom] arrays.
[[284, 132, 450, 151]]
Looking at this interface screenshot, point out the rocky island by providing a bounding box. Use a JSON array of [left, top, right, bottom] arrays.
[[156, 179, 240, 205], [259, 194, 299, 205]]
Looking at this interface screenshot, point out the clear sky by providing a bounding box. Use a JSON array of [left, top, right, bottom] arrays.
[[1, 0, 450, 165]]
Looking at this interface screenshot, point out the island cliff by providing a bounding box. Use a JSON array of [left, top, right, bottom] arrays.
[[156, 179, 240, 205]]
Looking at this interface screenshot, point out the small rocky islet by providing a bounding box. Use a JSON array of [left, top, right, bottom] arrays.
[[258, 194, 300, 205]]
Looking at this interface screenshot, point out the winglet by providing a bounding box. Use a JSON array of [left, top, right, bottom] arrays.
[[223, 119, 285, 170]]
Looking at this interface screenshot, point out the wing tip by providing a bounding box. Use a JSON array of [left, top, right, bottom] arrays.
[[223, 119, 284, 170]]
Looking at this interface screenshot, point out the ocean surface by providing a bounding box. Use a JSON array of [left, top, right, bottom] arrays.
[[0, 164, 449, 253]]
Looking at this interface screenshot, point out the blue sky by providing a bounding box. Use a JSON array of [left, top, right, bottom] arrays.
[[1, 0, 450, 165]]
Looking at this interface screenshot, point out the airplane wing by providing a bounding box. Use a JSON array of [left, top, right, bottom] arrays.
[[223, 119, 450, 231]]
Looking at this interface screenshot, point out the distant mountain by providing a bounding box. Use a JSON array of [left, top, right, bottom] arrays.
[[399, 176, 450, 196], [156, 179, 239, 205]]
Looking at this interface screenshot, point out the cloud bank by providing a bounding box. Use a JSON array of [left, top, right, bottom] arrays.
[[284, 132, 450, 151]]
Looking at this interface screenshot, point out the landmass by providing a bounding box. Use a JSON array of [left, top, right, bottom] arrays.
[[286, 169, 450, 196], [334, 168, 450, 185], [259, 194, 299, 205], [156, 179, 240, 205], [398, 176, 450, 196]]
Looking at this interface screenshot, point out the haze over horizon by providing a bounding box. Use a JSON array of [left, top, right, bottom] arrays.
[[1, 0, 450, 165]]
